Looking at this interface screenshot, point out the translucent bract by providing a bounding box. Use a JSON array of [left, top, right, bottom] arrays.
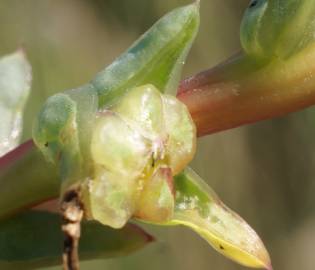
[[83, 84, 196, 228]]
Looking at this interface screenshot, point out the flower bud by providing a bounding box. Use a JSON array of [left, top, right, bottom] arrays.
[[83, 84, 196, 228]]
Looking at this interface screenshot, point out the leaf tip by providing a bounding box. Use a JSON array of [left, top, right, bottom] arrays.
[[146, 233, 156, 243], [266, 262, 273, 270], [16, 46, 26, 56], [195, 0, 201, 8], [10, 48, 29, 66], [129, 223, 156, 244], [8, 48, 32, 85], [142, 229, 156, 244]]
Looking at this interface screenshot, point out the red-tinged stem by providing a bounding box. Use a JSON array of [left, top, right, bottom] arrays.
[[178, 50, 315, 136], [0, 140, 59, 220]]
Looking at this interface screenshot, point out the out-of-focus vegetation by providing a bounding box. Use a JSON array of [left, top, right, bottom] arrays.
[[1, 0, 315, 269]]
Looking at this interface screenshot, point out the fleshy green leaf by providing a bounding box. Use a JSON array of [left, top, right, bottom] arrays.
[[0, 50, 32, 157], [91, 2, 200, 107], [0, 211, 153, 270], [169, 168, 272, 269]]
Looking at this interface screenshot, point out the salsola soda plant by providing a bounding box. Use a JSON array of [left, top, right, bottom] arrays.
[[2, 0, 315, 269]]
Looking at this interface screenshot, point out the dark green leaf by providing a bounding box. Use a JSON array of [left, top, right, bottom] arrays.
[[0, 211, 153, 270]]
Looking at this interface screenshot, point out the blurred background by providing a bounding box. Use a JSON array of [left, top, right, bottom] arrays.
[[1, 0, 315, 269]]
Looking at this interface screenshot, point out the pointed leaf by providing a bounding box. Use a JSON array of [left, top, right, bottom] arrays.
[[0, 50, 32, 157], [92, 2, 200, 107], [0, 211, 153, 270], [170, 168, 272, 269]]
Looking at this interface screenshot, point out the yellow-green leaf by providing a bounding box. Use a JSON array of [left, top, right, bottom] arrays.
[[170, 168, 272, 269]]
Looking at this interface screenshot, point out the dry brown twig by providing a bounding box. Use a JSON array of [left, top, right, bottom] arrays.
[[60, 190, 84, 270]]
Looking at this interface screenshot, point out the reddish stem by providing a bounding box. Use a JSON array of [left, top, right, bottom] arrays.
[[178, 52, 315, 136]]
